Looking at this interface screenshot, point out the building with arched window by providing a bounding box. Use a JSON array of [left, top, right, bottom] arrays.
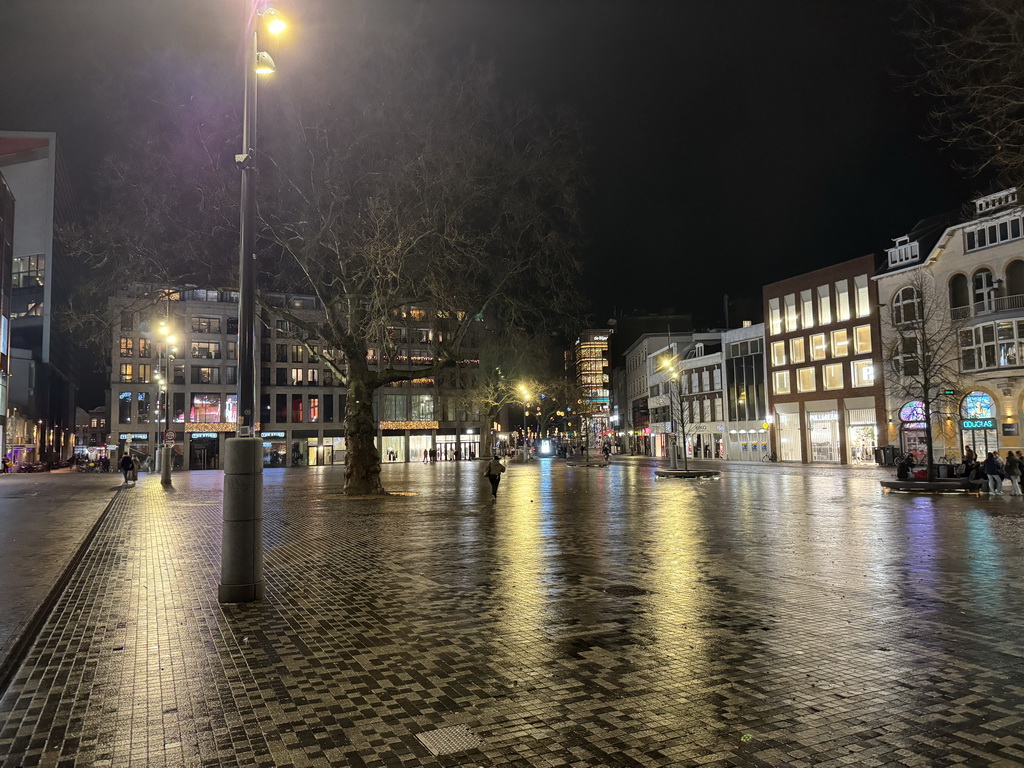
[[876, 188, 1024, 461]]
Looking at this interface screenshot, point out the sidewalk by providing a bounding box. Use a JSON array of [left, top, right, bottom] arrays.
[[3, 463, 1024, 766]]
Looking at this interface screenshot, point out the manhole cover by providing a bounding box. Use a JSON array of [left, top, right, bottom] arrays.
[[603, 584, 649, 597], [416, 724, 482, 756]]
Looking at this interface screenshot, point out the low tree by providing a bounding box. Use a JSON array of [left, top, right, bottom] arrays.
[[882, 269, 965, 480]]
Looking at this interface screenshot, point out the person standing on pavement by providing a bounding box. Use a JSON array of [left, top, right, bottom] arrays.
[[483, 455, 506, 500], [983, 452, 1003, 495], [119, 453, 133, 484], [1006, 451, 1022, 496]]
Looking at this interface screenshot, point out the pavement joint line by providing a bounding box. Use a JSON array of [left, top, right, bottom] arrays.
[[0, 484, 126, 697]]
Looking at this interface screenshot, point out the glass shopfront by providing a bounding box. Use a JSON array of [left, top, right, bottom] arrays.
[[961, 391, 998, 455], [846, 408, 877, 465], [189, 433, 220, 470], [777, 410, 802, 462], [261, 431, 287, 467], [899, 401, 929, 463], [807, 409, 840, 463]]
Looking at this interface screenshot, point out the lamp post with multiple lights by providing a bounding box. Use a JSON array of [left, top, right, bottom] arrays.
[[518, 385, 531, 462], [220, 3, 286, 605]]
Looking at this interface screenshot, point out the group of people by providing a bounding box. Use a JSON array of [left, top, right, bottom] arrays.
[[118, 453, 141, 485], [955, 445, 1023, 495]]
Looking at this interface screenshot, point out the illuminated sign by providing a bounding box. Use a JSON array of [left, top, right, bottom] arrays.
[[118, 433, 149, 440], [191, 432, 218, 439], [962, 419, 995, 430], [261, 431, 285, 438]]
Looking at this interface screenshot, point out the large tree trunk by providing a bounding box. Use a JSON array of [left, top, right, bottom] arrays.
[[344, 361, 385, 495]]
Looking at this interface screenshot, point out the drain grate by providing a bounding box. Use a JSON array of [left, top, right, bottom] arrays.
[[416, 724, 483, 756]]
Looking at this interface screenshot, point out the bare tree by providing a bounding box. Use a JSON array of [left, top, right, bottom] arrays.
[[908, 0, 1024, 179], [882, 269, 965, 480]]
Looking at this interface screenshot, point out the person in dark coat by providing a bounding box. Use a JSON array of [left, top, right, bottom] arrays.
[[119, 453, 134, 484], [983, 452, 1003, 495], [482, 455, 506, 500]]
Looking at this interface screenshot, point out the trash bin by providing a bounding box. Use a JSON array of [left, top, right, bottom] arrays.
[[876, 445, 896, 466], [935, 463, 951, 479]]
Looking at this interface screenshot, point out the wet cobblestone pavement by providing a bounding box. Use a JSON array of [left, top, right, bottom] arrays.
[[3, 460, 1024, 766]]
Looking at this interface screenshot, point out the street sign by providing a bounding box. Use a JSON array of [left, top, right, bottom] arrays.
[[164, 430, 175, 441]]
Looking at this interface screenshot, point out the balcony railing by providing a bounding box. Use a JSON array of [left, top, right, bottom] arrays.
[[951, 293, 1024, 320]]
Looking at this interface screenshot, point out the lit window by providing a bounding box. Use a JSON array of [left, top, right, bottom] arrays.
[[773, 370, 791, 395], [801, 289, 814, 329], [823, 363, 844, 390], [810, 334, 827, 360], [817, 285, 831, 325], [119, 363, 134, 382], [797, 366, 816, 393], [291, 367, 304, 385], [854, 275, 870, 318], [790, 338, 805, 364], [119, 337, 134, 357], [851, 360, 874, 387], [784, 294, 798, 333], [769, 298, 782, 335], [831, 329, 849, 357], [835, 280, 851, 321], [854, 325, 872, 354]]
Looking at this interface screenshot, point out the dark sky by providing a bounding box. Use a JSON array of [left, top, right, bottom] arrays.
[[0, 0, 978, 327]]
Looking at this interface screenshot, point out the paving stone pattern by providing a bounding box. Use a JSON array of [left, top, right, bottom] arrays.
[[2, 461, 1024, 766]]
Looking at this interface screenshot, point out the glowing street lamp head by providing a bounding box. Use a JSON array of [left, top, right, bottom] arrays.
[[255, 51, 277, 75], [262, 8, 287, 34]]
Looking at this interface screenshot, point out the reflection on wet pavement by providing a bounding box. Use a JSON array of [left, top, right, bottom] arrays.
[[3, 460, 1024, 766]]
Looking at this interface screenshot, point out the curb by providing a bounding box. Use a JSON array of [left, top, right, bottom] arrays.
[[0, 486, 124, 696]]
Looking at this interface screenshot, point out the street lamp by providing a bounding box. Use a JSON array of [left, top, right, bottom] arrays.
[[221, 2, 286, 605], [155, 321, 177, 485], [519, 385, 531, 461], [659, 355, 689, 471]]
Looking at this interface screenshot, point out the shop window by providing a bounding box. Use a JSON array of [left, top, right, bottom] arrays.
[[225, 395, 238, 424], [961, 391, 995, 420], [410, 394, 435, 421], [190, 394, 222, 422], [797, 366, 816, 393], [823, 363, 843, 390], [831, 329, 849, 357]]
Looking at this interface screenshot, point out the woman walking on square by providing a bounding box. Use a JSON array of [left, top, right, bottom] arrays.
[[983, 452, 1003, 495], [483, 455, 506, 500]]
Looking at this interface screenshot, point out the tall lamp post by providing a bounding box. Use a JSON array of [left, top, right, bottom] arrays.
[[220, 3, 286, 604], [155, 320, 177, 485], [660, 356, 689, 471], [519, 385, 531, 461]]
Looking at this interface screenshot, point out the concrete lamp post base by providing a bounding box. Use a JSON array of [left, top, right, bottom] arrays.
[[219, 437, 265, 603]]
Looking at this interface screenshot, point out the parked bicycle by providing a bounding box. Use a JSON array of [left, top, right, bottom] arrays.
[[761, 451, 778, 463]]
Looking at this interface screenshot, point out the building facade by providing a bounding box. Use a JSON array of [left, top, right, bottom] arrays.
[[763, 255, 885, 464], [573, 329, 611, 447], [876, 188, 1024, 461], [109, 289, 486, 469], [722, 323, 769, 461]]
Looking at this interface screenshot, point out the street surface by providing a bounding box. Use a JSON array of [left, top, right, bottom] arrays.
[[0, 472, 119, 673], [2, 459, 1024, 766]]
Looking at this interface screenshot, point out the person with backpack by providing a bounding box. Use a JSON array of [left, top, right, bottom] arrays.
[[482, 455, 506, 500]]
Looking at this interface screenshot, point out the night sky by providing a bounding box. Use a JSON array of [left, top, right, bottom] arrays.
[[0, 0, 979, 327]]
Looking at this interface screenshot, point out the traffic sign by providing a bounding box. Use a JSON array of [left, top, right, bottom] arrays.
[[164, 430, 176, 441]]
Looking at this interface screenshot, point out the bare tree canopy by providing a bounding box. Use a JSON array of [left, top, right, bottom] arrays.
[[65, 25, 587, 494], [909, 0, 1024, 179]]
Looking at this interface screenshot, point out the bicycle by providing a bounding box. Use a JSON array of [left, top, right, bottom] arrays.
[[760, 451, 778, 463]]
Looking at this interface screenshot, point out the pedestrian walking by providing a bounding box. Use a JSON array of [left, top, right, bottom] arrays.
[[423, 449, 428, 463], [1006, 451, 1022, 496], [131, 454, 141, 483], [482, 455, 506, 500], [983, 451, 1003, 495], [119, 453, 133, 484]]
